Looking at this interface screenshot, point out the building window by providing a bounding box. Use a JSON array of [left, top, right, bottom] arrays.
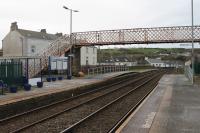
[[20, 37, 24, 56], [93, 47, 95, 54], [31, 45, 36, 53], [86, 47, 89, 53], [93, 57, 95, 65], [86, 57, 89, 65]]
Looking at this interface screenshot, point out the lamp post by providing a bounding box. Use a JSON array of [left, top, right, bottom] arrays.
[[63, 6, 79, 79], [191, 0, 194, 84]]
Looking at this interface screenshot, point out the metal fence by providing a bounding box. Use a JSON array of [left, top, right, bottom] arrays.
[[0, 57, 42, 87], [0, 62, 23, 86], [87, 65, 129, 76], [184, 65, 193, 82]]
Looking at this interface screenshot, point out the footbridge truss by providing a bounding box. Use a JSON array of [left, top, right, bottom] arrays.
[[29, 25, 200, 78], [72, 26, 200, 46]]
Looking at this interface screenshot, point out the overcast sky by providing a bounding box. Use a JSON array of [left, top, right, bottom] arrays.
[[0, 0, 200, 48]]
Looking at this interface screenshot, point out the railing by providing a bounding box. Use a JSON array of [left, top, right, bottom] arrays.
[[28, 25, 200, 77], [87, 65, 129, 77], [184, 65, 193, 82], [73, 25, 200, 46], [29, 35, 72, 78]]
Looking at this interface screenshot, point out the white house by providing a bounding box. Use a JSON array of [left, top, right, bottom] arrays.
[[2, 22, 59, 56], [80, 46, 97, 66], [100, 57, 137, 66], [145, 57, 184, 68], [2, 22, 97, 66], [145, 57, 165, 67]]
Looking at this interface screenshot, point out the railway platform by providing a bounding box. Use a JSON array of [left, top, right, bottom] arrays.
[[0, 71, 131, 106], [118, 74, 200, 133]]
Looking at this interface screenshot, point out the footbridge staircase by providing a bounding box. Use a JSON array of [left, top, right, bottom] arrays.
[[29, 35, 72, 78]]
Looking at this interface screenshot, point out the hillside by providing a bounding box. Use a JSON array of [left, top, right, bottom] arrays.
[[97, 48, 191, 62]]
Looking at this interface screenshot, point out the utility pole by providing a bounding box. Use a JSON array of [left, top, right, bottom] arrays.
[[191, 0, 194, 84], [63, 6, 79, 79]]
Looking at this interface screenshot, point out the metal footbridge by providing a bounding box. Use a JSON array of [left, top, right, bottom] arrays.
[[29, 25, 200, 77], [72, 25, 200, 46]]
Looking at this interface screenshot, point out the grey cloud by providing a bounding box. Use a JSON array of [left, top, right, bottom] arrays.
[[0, 0, 199, 48]]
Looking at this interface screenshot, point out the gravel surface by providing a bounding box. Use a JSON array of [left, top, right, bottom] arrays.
[[0, 72, 154, 133], [72, 74, 162, 133], [20, 72, 158, 133]]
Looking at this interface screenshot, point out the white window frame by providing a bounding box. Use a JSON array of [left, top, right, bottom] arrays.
[[31, 45, 36, 53]]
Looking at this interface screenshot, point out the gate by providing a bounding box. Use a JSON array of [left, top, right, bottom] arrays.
[[0, 62, 23, 86]]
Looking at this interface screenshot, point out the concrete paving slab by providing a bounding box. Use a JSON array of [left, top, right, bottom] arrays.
[[117, 74, 166, 133], [118, 74, 200, 133], [150, 75, 200, 133]]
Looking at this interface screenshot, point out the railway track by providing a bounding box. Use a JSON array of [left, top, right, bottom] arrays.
[[0, 70, 162, 133], [62, 72, 163, 133]]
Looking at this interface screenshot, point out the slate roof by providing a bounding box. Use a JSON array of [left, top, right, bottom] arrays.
[[146, 59, 164, 64], [17, 29, 58, 40], [101, 57, 131, 63], [164, 60, 184, 65], [114, 57, 130, 62]]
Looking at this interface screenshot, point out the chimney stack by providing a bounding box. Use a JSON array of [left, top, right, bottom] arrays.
[[10, 22, 18, 31], [40, 29, 46, 33]]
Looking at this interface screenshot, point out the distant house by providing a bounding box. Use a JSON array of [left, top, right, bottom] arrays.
[[159, 53, 169, 56], [145, 57, 165, 67], [2, 22, 97, 66], [99, 57, 137, 66], [164, 60, 184, 68], [145, 57, 184, 68], [177, 52, 191, 57]]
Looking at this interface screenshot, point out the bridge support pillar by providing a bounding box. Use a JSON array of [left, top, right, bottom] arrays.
[[72, 47, 81, 75]]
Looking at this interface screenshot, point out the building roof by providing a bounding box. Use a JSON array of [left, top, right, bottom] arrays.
[[146, 58, 164, 64], [164, 60, 184, 65], [114, 57, 130, 62], [17, 29, 58, 40], [100, 57, 132, 63]]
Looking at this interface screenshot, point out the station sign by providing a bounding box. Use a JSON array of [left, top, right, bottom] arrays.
[[49, 56, 68, 70]]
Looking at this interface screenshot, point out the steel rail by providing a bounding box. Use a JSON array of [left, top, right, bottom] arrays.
[[9, 71, 157, 133], [0, 72, 139, 123], [61, 72, 163, 133], [107, 74, 163, 133]]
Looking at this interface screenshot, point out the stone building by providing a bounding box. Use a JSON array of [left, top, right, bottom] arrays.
[[2, 22, 97, 66], [2, 22, 59, 56]]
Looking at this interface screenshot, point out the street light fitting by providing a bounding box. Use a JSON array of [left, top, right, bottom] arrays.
[[63, 5, 79, 12], [63, 6, 69, 10], [73, 10, 79, 12]]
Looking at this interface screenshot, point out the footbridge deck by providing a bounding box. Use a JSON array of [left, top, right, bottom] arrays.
[[72, 26, 200, 46]]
